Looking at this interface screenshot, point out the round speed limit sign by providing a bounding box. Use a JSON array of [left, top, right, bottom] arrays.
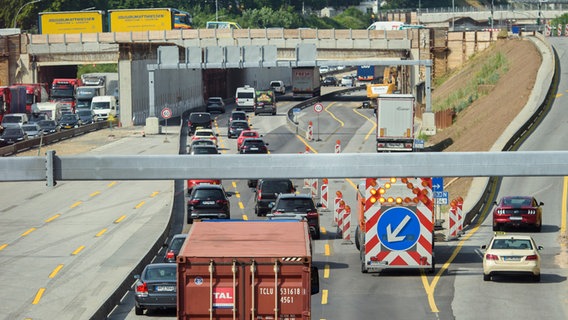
[[161, 107, 172, 119], [314, 103, 324, 113]]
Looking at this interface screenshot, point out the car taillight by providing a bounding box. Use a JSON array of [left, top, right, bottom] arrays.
[[525, 255, 538, 261], [485, 254, 499, 260], [216, 199, 228, 205], [135, 282, 148, 296], [495, 209, 506, 215], [527, 209, 536, 215], [306, 211, 318, 218], [166, 250, 175, 261], [189, 199, 200, 205]]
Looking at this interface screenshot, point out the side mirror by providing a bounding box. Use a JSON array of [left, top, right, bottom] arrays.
[[493, 201, 498, 206], [134, 274, 140, 280], [539, 202, 544, 206], [311, 266, 320, 295], [316, 203, 323, 208], [480, 245, 487, 250], [268, 202, 275, 209], [538, 245, 544, 250]]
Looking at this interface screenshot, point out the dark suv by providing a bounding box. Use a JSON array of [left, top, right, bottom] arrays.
[[187, 112, 212, 135], [254, 179, 296, 216], [227, 110, 248, 126], [270, 193, 322, 239], [163, 234, 187, 263], [186, 184, 231, 224]]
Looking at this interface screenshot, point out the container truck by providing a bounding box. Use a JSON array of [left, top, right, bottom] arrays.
[[292, 67, 321, 99], [176, 221, 319, 320], [38, 11, 104, 34], [358, 177, 435, 273], [12, 83, 49, 114], [357, 65, 381, 81], [375, 94, 415, 152], [75, 86, 104, 110], [108, 8, 192, 32], [0, 86, 26, 125]]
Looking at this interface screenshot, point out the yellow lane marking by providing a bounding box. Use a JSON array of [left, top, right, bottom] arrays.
[[296, 135, 317, 153], [232, 181, 237, 188], [243, 215, 249, 221], [0, 244, 7, 251], [324, 264, 330, 278], [321, 227, 327, 234], [114, 215, 127, 223], [45, 214, 60, 223], [72, 246, 85, 255], [95, 229, 107, 237], [324, 102, 344, 127], [321, 289, 328, 304], [108, 181, 117, 187], [562, 177, 567, 238], [90, 191, 100, 197], [235, 192, 241, 199], [135, 201, 145, 209], [150, 191, 159, 197], [21, 228, 36, 236], [70, 201, 82, 208], [351, 107, 377, 140], [239, 202, 244, 209], [49, 264, 63, 278], [324, 244, 330, 256], [32, 288, 45, 304], [557, 93, 564, 98]]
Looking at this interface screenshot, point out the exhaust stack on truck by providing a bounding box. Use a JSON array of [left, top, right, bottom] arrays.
[[177, 221, 319, 320]]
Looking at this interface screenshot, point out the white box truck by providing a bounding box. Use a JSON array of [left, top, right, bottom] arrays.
[[292, 67, 321, 99], [375, 94, 415, 152], [90, 95, 117, 121]]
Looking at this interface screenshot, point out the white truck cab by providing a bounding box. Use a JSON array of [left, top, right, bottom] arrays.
[[90, 95, 117, 121]]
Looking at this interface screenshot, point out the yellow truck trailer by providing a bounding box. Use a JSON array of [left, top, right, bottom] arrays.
[[108, 8, 192, 32], [38, 11, 104, 34]]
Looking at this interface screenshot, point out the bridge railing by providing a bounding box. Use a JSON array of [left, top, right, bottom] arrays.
[[28, 28, 417, 45]]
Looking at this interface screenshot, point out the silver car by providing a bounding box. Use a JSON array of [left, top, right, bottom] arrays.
[[21, 123, 43, 139]]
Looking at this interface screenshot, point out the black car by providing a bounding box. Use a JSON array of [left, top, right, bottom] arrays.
[[76, 109, 97, 124], [239, 138, 269, 154], [163, 234, 187, 263], [0, 127, 28, 146], [227, 110, 248, 126], [227, 120, 251, 138], [254, 179, 296, 216], [187, 112, 212, 135], [321, 76, 338, 86], [187, 184, 232, 224], [37, 120, 60, 134], [206, 97, 226, 113], [270, 193, 322, 239], [59, 113, 82, 129], [134, 263, 177, 315]]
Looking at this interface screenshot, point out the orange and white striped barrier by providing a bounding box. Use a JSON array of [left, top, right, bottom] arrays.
[[456, 197, 464, 234], [335, 139, 341, 153], [336, 200, 346, 237], [545, 24, 551, 37], [342, 205, 352, 243], [311, 179, 318, 198], [334, 191, 343, 226], [565, 24, 568, 37], [306, 121, 313, 141], [447, 206, 459, 241], [320, 178, 328, 210], [558, 24, 563, 36]]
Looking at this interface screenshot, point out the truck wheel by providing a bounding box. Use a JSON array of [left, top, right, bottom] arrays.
[[360, 246, 368, 273], [135, 306, 144, 315], [355, 226, 361, 250], [483, 274, 491, 281], [187, 216, 193, 224]]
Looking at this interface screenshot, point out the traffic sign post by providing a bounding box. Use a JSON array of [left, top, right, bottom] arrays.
[[314, 103, 323, 141], [432, 177, 444, 227], [161, 107, 172, 143]]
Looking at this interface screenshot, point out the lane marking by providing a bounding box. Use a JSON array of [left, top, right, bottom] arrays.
[[89, 191, 100, 197], [235, 192, 241, 199], [242, 215, 249, 220], [351, 107, 377, 141], [96, 229, 107, 237], [296, 135, 317, 153], [324, 244, 330, 256], [45, 214, 60, 223], [324, 102, 344, 127], [150, 191, 159, 197], [324, 264, 330, 279], [321, 227, 327, 234], [49, 264, 63, 278], [114, 215, 127, 223], [0, 244, 7, 251], [21, 228, 36, 236], [32, 288, 45, 304], [321, 289, 328, 304], [72, 246, 85, 255], [107, 181, 117, 187], [232, 181, 237, 188], [239, 202, 244, 209], [135, 201, 145, 209], [70, 201, 82, 208]]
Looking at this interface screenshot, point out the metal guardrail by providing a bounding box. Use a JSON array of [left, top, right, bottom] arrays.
[[0, 121, 117, 157]]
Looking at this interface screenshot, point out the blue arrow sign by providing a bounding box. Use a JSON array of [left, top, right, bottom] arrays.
[[432, 177, 444, 192], [376, 207, 420, 251]]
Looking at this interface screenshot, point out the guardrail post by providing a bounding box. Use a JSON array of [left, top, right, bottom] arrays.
[[46, 150, 56, 187]]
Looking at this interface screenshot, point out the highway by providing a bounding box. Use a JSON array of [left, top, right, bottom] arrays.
[[1, 37, 568, 319]]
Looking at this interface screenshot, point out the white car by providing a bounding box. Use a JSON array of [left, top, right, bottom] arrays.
[[191, 128, 219, 146], [341, 75, 355, 87], [269, 80, 286, 94], [481, 233, 542, 282]]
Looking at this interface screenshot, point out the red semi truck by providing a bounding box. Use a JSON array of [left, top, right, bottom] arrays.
[[13, 83, 49, 114], [177, 221, 319, 320], [50, 78, 82, 112], [0, 86, 27, 124]]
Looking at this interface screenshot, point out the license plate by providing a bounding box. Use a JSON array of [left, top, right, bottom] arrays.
[[251, 147, 259, 151], [202, 201, 215, 205], [509, 216, 522, 221], [503, 256, 521, 261], [155, 285, 175, 292]]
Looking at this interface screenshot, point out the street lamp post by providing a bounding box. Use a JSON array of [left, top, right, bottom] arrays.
[[13, 0, 42, 29]]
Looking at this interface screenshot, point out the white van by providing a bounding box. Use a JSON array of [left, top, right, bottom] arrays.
[[269, 80, 286, 94], [1, 113, 28, 129], [367, 21, 405, 31], [90, 95, 117, 121], [235, 85, 256, 112]]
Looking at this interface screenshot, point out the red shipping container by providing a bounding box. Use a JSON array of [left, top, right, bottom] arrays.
[[177, 221, 315, 320]]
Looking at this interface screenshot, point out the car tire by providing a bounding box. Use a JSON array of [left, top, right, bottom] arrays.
[[135, 306, 144, 315], [313, 228, 321, 240], [187, 214, 193, 224], [483, 274, 491, 281], [492, 224, 500, 232], [536, 221, 542, 232], [272, 111, 276, 115], [533, 274, 541, 282]]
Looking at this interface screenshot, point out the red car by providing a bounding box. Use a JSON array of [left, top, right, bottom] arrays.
[[237, 130, 262, 151], [492, 196, 543, 232], [187, 179, 221, 194]]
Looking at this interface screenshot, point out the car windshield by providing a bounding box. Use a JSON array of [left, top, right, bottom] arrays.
[[242, 132, 257, 137], [231, 122, 249, 128], [503, 197, 532, 207], [60, 115, 75, 121], [192, 147, 217, 154], [192, 140, 214, 146], [2, 117, 21, 123], [244, 140, 264, 147], [145, 266, 176, 281], [193, 189, 224, 200], [22, 125, 38, 131], [263, 181, 292, 193], [190, 113, 211, 122], [276, 198, 315, 211], [169, 237, 186, 251], [491, 239, 533, 250], [3, 128, 22, 135], [38, 120, 56, 127], [231, 113, 246, 120], [208, 98, 222, 104], [195, 131, 214, 137], [77, 110, 91, 116], [91, 102, 109, 110]]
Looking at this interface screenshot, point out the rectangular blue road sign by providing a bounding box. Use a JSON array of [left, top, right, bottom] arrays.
[[433, 191, 448, 198], [432, 177, 444, 192]]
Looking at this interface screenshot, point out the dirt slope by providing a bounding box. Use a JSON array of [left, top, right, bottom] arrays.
[[427, 38, 542, 199]]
